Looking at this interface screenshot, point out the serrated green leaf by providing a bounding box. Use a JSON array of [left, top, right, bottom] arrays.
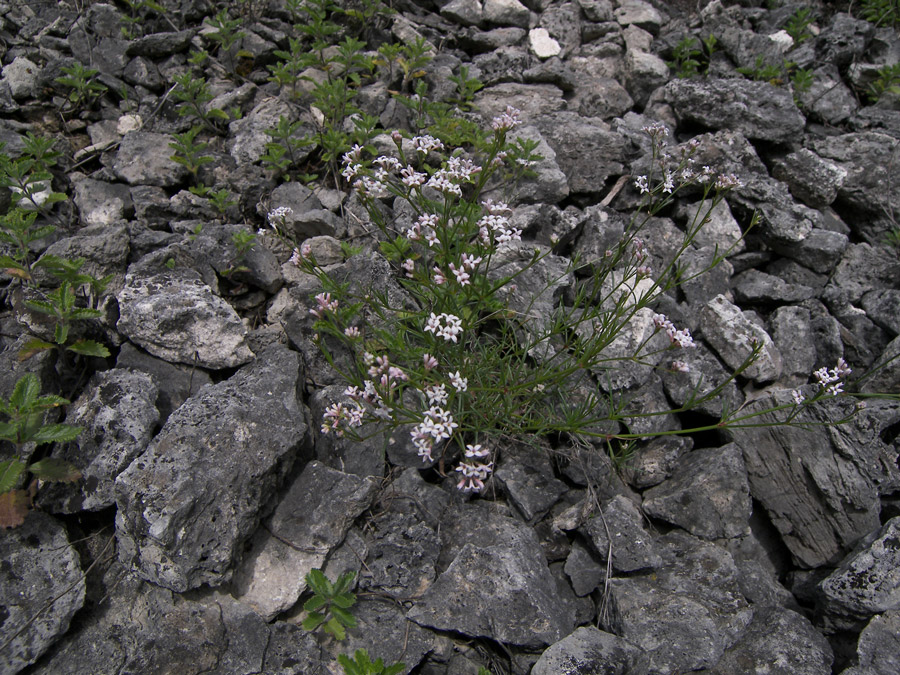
[[324, 616, 347, 640], [54, 322, 70, 345], [384, 663, 405, 675], [305, 568, 330, 596], [29, 458, 81, 482], [331, 605, 357, 628], [0, 459, 27, 493], [0, 421, 17, 443], [10, 373, 40, 410], [67, 340, 111, 357], [337, 653, 362, 675], [301, 612, 326, 632], [24, 299, 55, 314], [30, 424, 82, 444], [333, 570, 356, 594], [18, 339, 55, 361], [303, 595, 327, 612], [332, 593, 356, 609], [67, 308, 103, 321]]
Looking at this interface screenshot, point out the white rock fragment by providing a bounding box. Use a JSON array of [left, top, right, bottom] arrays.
[[529, 28, 562, 59]]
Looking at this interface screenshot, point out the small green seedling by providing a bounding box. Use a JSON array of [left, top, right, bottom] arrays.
[[302, 569, 357, 640], [21, 280, 111, 360], [0, 374, 82, 528], [55, 62, 108, 113], [337, 649, 404, 675]]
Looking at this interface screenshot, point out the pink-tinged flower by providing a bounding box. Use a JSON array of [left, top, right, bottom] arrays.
[[374, 155, 402, 172], [290, 248, 303, 267], [426, 171, 462, 197], [465, 443, 490, 458], [491, 106, 522, 131], [342, 144, 363, 165], [715, 173, 742, 190], [455, 460, 493, 492], [401, 165, 427, 187], [423, 313, 463, 343], [424, 313, 441, 336], [662, 170, 675, 194], [309, 292, 339, 318], [344, 326, 360, 338], [300, 241, 313, 258], [641, 122, 668, 138], [446, 156, 481, 181], [671, 360, 690, 373], [792, 389, 805, 405], [402, 258, 415, 277], [391, 130, 403, 145], [424, 384, 448, 406], [669, 328, 694, 348], [417, 213, 440, 228], [461, 253, 482, 270], [412, 134, 443, 154], [341, 163, 361, 181], [424, 228, 439, 247], [449, 263, 470, 286], [481, 199, 511, 215], [432, 267, 446, 285], [449, 371, 467, 392], [423, 353, 438, 370]]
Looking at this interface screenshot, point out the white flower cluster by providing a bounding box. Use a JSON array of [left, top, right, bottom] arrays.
[[321, 401, 365, 437], [477, 200, 521, 246], [492, 106, 522, 131], [424, 312, 464, 343], [411, 406, 458, 462], [267, 206, 293, 225], [309, 292, 339, 319], [652, 313, 695, 348], [792, 358, 852, 404]]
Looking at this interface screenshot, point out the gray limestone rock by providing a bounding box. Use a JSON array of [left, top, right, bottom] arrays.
[[643, 443, 751, 540], [659, 341, 744, 418], [770, 305, 817, 383], [614, 0, 662, 34], [808, 132, 900, 229], [848, 610, 900, 675], [677, 198, 745, 255], [708, 605, 833, 675], [29, 562, 273, 675], [771, 148, 848, 208], [532, 626, 650, 675], [861, 289, 900, 337], [828, 243, 900, 305], [113, 131, 189, 187], [622, 435, 693, 490], [495, 439, 568, 523], [126, 29, 195, 57], [798, 64, 860, 125], [666, 78, 805, 143], [115, 346, 309, 592], [732, 268, 815, 305], [231, 461, 377, 620], [116, 270, 254, 369], [772, 228, 850, 275], [483, 0, 531, 29], [564, 539, 607, 597], [38, 369, 159, 513], [472, 45, 532, 85], [501, 125, 570, 203], [581, 494, 662, 572], [536, 111, 627, 194], [699, 294, 783, 383], [0, 512, 85, 673], [819, 517, 900, 627], [440, 0, 482, 26], [731, 393, 900, 568], [72, 177, 134, 227], [408, 502, 574, 648], [35, 221, 130, 291], [229, 97, 306, 166], [604, 531, 753, 674], [1, 56, 40, 99]]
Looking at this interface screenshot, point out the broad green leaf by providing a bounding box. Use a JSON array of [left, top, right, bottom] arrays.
[[31, 424, 82, 444], [384, 663, 405, 675], [0, 489, 30, 528], [54, 322, 70, 345], [68, 308, 103, 321], [9, 373, 39, 410], [29, 458, 81, 482], [333, 570, 355, 594], [337, 653, 362, 675], [0, 421, 17, 442], [24, 299, 55, 314], [67, 340, 111, 357], [0, 459, 27, 493], [332, 593, 356, 609]]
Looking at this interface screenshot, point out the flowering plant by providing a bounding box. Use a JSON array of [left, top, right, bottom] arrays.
[[277, 114, 857, 492]]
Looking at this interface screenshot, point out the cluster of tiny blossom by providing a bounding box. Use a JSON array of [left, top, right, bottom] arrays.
[[492, 106, 522, 131], [267, 206, 293, 225], [652, 313, 695, 348], [310, 292, 339, 318], [321, 401, 365, 436], [410, 407, 458, 461], [477, 212, 521, 246], [424, 312, 464, 343], [671, 360, 690, 373], [424, 384, 448, 406], [449, 371, 468, 392], [791, 358, 852, 404], [412, 135, 443, 154], [714, 173, 742, 190], [456, 461, 493, 492], [632, 238, 652, 278]]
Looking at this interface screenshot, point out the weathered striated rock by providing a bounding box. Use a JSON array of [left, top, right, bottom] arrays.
[[494, 438, 568, 522], [862, 289, 900, 337], [39, 369, 159, 513], [700, 294, 783, 383], [666, 78, 805, 143], [604, 531, 753, 674], [819, 517, 900, 628], [731, 394, 900, 568], [113, 131, 189, 187], [564, 539, 607, 597], [408, 502, 574, 648], [643, 443, 751, 540], [0, 512, 85, 673], [115, 346, 309, 592], [29, 562, 273, 675], [117, 271, 254, 369], [771, 148, 847, 208], [708, 605, 833, 675], [232, 461, 377, 620], [532, 626, 650, 675], [845, 610, 900, 675], [581, 494, 662, 573]]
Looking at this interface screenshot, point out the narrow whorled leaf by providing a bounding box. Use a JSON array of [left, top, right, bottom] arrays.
[[0, 489, 30, 528], [67, 340, 111, 357], [0, 459, 27, 493], [30, 424, 82, 444], [29, 458, 81, 482]]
